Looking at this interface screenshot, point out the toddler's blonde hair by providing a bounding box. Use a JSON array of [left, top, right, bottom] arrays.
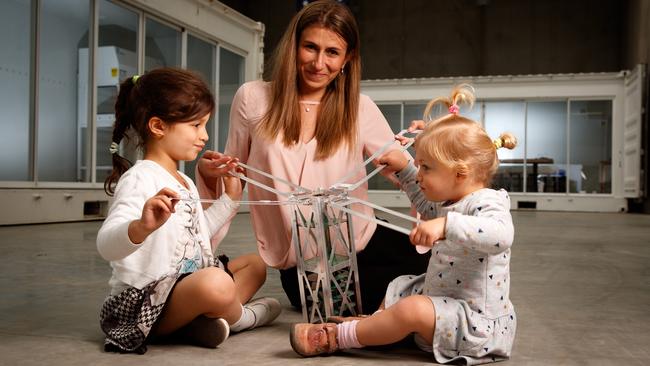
[[416, 84, 517, 186]]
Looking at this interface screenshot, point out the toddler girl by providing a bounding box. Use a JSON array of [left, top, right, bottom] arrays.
[[289, 84, 517, 364]]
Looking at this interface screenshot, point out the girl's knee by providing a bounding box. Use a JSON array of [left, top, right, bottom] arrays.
[[232, 253, 267, 282], [249, 255, 267, 280], [393, 295, 435, 326], [195, 267, 237, 306]]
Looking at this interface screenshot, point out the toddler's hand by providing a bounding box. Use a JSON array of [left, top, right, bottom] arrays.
[[409, 217, 446, 247], [377, 150, 409, 174], [129, 188, 179, 244]]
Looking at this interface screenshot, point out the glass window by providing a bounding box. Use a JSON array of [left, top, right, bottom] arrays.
[[484, 101, 526, 192], [404, 102, 427, 157], [184, 35, 216, 181], [218, 47, 245, 151], [463, 101, 482, 124], [377, 104, 401, 134], [413, 100, 483, 124], [364, 98, 613, 196], [569, 100, 612, 193], [527, 101, 567, 193], [404, 103, 427, 128], [0, 0, 31, 181], [145, 18, 180, 70], [38, 0, 90, 182], [92, 0, 138, 183]]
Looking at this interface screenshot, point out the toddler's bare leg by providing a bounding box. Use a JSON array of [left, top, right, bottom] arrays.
[[356, 295, 435, 345], [290, 295, 435, 357]]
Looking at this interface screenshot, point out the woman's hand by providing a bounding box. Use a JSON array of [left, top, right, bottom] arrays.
[[395, 120, 426, 146], [198, 150, 243, 177], [409, 217, 446, 247], [197, 150, 244, 191], [128, 188, 179, 244], [406, 119, 426, 132], [377, 150, 409, 174]]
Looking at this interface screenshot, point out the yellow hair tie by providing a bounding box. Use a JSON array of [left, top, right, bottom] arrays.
[[493, 138, 503, 149], [132, 75, 140, 83]]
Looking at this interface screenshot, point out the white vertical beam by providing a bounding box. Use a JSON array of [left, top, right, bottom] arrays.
[[29, 0, 41, 182], [89, 0, 99, 183]]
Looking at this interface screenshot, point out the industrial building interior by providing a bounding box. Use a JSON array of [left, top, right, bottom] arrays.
[[1, 0, 649, 365]]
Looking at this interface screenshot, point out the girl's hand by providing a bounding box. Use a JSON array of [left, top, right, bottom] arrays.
[[395, 120, 426, 146], [377, 150, 409, 174], [223, 175, 243, 201], [128, 188, 179, 244], [409, 217, 446, 247]]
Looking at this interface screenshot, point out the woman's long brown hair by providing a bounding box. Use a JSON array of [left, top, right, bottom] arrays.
[[258, 0, 361, 160]]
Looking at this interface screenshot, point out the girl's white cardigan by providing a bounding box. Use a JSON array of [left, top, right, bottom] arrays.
[[97, 160, 239, 295]]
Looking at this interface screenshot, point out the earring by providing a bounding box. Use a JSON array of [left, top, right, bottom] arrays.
[[340, 66, 345, 75]]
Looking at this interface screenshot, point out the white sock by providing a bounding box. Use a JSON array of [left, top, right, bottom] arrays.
[[229, 304, 255, 332]]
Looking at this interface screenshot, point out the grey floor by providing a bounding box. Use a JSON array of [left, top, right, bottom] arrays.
[[1, 210, 649, 365]]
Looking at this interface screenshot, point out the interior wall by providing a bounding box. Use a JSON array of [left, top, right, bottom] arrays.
[[623, 0, 650, 69], [218, 0, 294, 80], [221, 0, 624, 79]]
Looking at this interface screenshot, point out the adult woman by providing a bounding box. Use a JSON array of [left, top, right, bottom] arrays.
[[196, 0, 427, 312]]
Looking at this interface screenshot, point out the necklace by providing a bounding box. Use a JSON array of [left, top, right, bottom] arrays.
[[299, 100, 320, 112]]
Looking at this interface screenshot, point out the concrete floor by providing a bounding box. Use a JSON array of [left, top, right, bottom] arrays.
[[1, 210, 649, 365]]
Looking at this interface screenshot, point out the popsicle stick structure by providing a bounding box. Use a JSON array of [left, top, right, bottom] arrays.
[[222, 130, 420, 323]]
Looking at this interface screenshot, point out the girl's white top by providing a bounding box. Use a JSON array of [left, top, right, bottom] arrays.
[[97, 160, 239, 295]]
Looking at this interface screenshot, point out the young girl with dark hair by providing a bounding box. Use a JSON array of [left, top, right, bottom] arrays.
[[98, 67, 280, 354]]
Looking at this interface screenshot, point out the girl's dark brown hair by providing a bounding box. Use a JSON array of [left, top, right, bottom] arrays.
[[259, 0, 361, 160], [104, 67, 215, 195]]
